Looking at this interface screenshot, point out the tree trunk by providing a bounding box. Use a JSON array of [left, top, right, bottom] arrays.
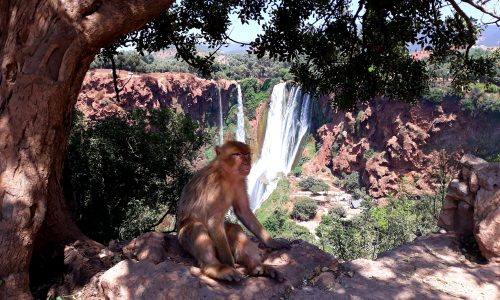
[[0, 1, 173, 298]]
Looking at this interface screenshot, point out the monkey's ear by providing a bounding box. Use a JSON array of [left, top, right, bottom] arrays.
[[215, 146, 221, 156]]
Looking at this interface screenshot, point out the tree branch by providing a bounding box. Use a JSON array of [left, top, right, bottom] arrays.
[[447, 0, 476, 57], [62, 0, 175, 48], [459, 0, 500, 22]]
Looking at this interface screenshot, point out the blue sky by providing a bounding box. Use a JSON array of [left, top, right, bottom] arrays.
[[227, 2, 499, 43]]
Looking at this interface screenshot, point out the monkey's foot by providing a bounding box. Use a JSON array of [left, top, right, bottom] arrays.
[[249, 265, 285, 282], [202, 265, 243, 282]]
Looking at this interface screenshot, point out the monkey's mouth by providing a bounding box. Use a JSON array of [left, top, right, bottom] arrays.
[[240, 167, 251, 174]]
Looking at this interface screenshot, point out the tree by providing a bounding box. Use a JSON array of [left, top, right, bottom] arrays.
[[0, 1, 174, 298], [0, 0, 498, 298]]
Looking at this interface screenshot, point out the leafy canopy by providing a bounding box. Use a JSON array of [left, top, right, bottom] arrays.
[[66, 109, 205, 243], [103, 0, 499, 109]]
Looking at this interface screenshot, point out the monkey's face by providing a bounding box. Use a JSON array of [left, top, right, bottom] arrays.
[[216, 142, 252, 178], [230, 151, 251, 176]]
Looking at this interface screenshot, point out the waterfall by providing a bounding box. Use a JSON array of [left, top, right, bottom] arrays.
[[247, 83, 312, 211], [235, 84, 245, 143], [218, 86, 224, 144]]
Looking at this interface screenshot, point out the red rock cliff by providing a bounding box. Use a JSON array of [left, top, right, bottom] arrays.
[[77, 69, 237, 126], [303, 97, 500, 197]]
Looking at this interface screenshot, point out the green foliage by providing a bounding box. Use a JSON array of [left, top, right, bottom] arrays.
[[460, 87, 500, 114], [255, 178, 290, 222], [328, 203, 347, 218], [262, 209, 315, 242], [317, 191, 444, 261], [363, 148, 376, 160], [423, 86, 447, 104], [240, 77, 273, 119], [66, 109, 205, 243], [256, 179, 314, 242], [298, 176, 329, 194], [262, 208, 288, 234], [291, 198, 318, 221], [339, 172, 361, 194], [331, 142, 341, 157], [291, 136, 316, 176], [98, 1, 498, 109], [485, 153, 500, 163]]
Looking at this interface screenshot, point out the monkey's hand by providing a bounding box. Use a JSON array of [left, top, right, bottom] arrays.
[[265, 238, 291, 250]]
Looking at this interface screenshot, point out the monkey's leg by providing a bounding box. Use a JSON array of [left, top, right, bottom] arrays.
[[225, 223, 285, 282], [178, 221, 242, 282]]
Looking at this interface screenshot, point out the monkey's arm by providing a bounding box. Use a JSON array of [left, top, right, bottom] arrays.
[[233, 193, 290, 250], [207, 218, 235, 266]]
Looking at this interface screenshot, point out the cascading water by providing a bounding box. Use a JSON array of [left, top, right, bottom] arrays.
[[218, 86, 224, 144], [247, 82, 312, 211], [235, 84, 246, 143]]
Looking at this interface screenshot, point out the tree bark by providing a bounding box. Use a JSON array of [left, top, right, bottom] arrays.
[[0, 1, 173, 298]]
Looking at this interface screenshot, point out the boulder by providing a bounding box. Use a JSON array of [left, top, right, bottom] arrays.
[[438, 154, 500, 261], [474, 189, 500, 262], [95, 236, 337, 300], [122, 231, 168, 264]]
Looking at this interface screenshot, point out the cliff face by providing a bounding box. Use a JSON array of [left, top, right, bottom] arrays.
[[303, 98, 500, 197], [78, 69, 237, 126]]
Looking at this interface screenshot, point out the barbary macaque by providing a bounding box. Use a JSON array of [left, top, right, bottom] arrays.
[[177, 141, 290, 282]]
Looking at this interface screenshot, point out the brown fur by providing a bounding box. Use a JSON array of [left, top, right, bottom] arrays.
[[177, 141, 289, 282]]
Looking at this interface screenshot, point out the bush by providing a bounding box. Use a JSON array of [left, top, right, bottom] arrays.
[[329, 203, 347, 218], [298, 176, 330, 194], [255, 178, 290, 221], [291, 198, 318, 221], [340, 172, 361, 193], [423, 87, 446, 104], [66, 109, 205, 243], [317, 191, 444, 261]]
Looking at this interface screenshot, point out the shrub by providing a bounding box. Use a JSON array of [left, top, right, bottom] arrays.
[[363, 148, 376, 160], [291, 198, 318, 221], [262, 209, 288, 234], [317, 191, 444, 261], [66, 109, 205, 243], [423, 87, 446, 104], [329, 203, 347, 218], [340, 171, 361, 193], [298, 176, 330, 194]]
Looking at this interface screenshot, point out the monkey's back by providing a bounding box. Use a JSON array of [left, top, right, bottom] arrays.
[[177, 163, 226, 227]]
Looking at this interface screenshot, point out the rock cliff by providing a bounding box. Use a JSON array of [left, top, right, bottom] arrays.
[[78, 69, 237, 126], [438, 154, 500, 262], [303, 98, 500, 197], [51, 232, 499, 299]]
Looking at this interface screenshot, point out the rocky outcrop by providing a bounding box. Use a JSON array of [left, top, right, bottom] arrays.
[[438, 154, 500, 262], [78, 69, 237, 126], [305, 98, 500, 197], [71, 234, 339, 299], [52, 232, 499, 299]]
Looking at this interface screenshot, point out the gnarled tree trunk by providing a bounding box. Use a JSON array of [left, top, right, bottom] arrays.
[[0, 1, 173, 298]]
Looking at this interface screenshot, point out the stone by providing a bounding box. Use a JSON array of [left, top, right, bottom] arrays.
[[95, 238, 337, 300], [459, 154, 487, 169], [474, 189, 500, 262], [469, 172, 479, 193], [447, 179, 474, 204], [122, 232, 167, 264], [476, 164, 500, 191]]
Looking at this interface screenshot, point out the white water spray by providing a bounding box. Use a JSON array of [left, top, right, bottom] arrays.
[[247, 83, 312, 211], [218, 86, 224, 144], [235, 84, 245, 143]]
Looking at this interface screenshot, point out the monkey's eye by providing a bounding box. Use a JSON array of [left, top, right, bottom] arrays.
[[232, 152, 250, 159]]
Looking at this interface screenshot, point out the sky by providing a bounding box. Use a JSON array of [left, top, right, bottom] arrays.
[[227, 1, 499, 43]]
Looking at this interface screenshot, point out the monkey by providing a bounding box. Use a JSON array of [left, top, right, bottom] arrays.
[[177, 140, 290, 282]]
